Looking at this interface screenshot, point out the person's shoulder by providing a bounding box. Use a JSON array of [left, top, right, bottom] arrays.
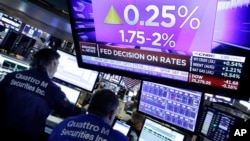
[[62, 114, 85, 121], [111, 129, 129, 141], [0, 70, 24, 83], [53, 114, 84, 129]]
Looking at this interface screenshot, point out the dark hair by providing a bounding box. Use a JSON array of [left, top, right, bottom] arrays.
[[88, 89, 119, 117], [131, 110, 145, 124], [30, 48, 60, 68]]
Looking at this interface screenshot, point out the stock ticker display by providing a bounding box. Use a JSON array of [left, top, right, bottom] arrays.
[[138, 80, 203, 132], [69, 0, 249, 97], [189, 52, 245, 91]]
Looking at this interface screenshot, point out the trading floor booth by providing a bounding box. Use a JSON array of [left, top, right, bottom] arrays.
[[0, 0, 250, 141]]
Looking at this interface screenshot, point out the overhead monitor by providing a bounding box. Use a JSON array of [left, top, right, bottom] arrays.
[[22, 24, 43, 38], [68, 0, 250, 100], [138, 118, 185, 141], [138, 80, 203, 133], [0, 12, 22, 31], [54, 82, 81, 105], [53, 50, 99, 92], [198, 106, 245, 141]]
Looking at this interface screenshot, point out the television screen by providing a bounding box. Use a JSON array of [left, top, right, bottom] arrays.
[[68, 0, 250, 100], [54, 82, 81, 105], [138, 80, 203, 133], [198, 106, 245, 141], [138, 118, 185, 141], [54, 50, 99, 92]]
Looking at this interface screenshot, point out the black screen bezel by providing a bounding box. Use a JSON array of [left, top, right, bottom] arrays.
[[67, 0, 250, 100]]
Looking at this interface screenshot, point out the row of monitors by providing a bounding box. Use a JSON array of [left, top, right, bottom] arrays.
[[54, 49, 241, 139], [138, 106, 244, 141], [0, 48, 99, 93], [113, 105, 245, 141], [0, 46, 243, 141], [54, 76, 245, 141], [0, 48, 244, 141], [0, 12, 50, 42], [136, 80, 246, 141], [114, 106, 245, 141]]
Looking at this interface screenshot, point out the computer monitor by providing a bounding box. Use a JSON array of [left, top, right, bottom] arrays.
[[112, 119, 131, 136], [54, 50, 99, 92], [54, 82, 81, 105], [138, 118, 185, 141], [138, 80, 203, 133], [198, 106, 245, 141]]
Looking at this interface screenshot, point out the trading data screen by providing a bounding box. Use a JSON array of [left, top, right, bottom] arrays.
[[138, 118, 185, 141], [198, 106, 245, 141], [138, 80, 203, 132]]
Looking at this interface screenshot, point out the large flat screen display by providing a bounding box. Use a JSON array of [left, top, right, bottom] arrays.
[[138, 118, 185, 141], [138, 80, 203, 133], [53, 50, 99, 92], [68, 0, 250, 99]]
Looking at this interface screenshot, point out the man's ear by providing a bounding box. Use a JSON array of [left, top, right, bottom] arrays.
[[108, 110, 115, 120], [136, 122, 143, 130], [53, 60, 57, 66]]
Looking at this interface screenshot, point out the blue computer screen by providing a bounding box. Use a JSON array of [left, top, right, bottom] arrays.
[[138, 80, 203, 132]]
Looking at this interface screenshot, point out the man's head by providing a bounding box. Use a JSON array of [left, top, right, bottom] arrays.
[[131, 109, 146, 131], [30, 48, 60, 78], [87, 89, 119, 125]]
